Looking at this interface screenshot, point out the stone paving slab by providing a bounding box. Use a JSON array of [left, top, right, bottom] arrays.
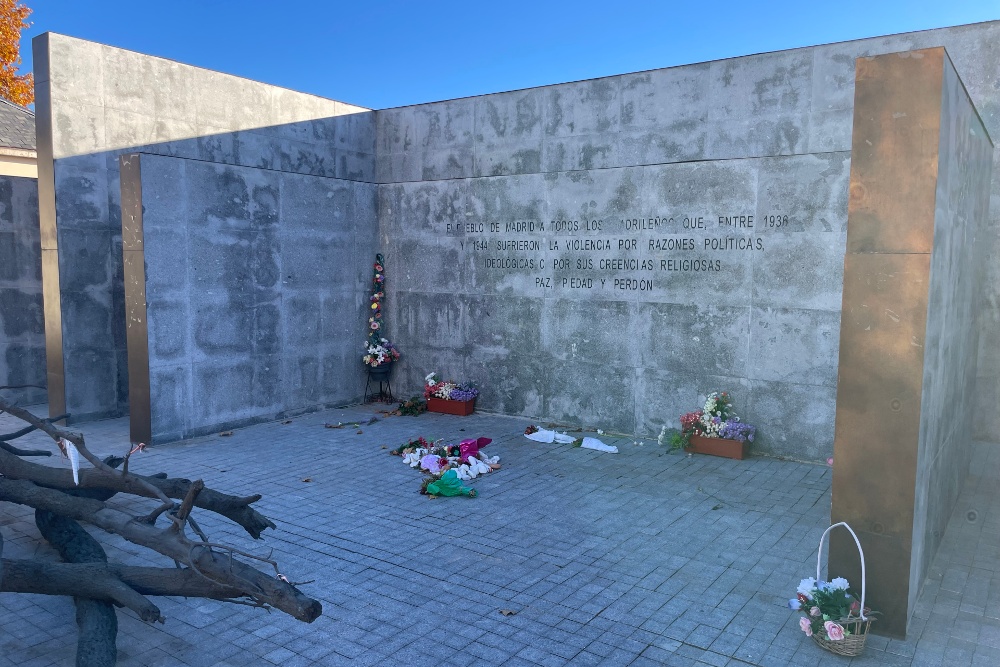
[[1, 403, 999, 666]]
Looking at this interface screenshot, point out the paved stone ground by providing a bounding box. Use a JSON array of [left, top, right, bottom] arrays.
[[1, 404, 999, 666]]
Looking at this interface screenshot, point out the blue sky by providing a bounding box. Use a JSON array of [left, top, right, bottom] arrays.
[[20, 1, 1000, 109]]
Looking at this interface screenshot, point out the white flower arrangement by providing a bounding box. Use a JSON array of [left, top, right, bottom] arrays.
[[363, 338, 400, 367]]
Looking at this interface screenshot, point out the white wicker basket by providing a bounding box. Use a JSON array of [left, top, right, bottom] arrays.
[[810, 522, 875, 656]]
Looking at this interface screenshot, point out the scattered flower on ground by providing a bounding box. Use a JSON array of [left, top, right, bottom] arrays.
[[390, 435, 501, 493]]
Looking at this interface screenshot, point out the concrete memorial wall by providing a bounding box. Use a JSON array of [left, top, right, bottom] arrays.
[[0, 175, 44, 406], [35, 25, 1000, 453], [119, 154, 376, 442], [377, 22, 1000, 460], [32, 21, 1000, 639], [33, 33, 376, 424]]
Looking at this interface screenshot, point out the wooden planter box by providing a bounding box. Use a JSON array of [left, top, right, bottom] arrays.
[[427, 397, 476, 416], [685, 434, 748, 460]]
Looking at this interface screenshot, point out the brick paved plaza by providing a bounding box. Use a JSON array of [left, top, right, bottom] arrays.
[[2, 405, 999, 666]]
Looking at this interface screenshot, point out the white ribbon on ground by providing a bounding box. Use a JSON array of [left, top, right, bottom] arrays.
[[524, 429, 576, 444], [581, 437, 618, 453]]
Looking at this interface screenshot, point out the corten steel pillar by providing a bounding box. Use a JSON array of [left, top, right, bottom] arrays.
[[32, 33, 67, 422], [119, 154, 151, 446], [831, 48, 992, 638]]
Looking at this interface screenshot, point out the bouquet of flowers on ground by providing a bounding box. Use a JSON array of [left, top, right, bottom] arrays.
[[659, 391, 756, 450], [423, 373, 479, 402], [390, 435, 500, 492], [790, 577, 876, 643]]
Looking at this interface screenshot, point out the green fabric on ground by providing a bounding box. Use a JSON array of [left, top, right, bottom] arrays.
[[426, 470, 477, 497]]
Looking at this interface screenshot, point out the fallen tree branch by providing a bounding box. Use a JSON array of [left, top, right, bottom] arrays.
[[0, 399, 85, 445], [0, 559, 246, 601], [1, 397, 320, 665], [173, 479, 204, 527], [0, 412, 70, 442], [0, 397, 175, 518], [0, 439, 51, 457], [0, 446, 275, 538], [2, 558, 161, 623], [0, 478, 320, 622]]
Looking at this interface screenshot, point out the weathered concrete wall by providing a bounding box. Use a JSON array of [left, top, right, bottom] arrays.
[[911, 52, 993, 619], [33, 32, 375, 422], [36, 24, 1000, 455], [0, 175, 44, 405], [379, 155, 848, 459], [121, 154, 376, 442], [377, 21, 1000, 459]]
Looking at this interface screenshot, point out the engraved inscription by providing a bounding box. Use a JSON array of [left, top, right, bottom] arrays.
[[450, 209, 794, 291]]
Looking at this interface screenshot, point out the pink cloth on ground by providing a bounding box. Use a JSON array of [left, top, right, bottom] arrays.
[[420, 454, 445, 473], [459, 437, 492, 463]]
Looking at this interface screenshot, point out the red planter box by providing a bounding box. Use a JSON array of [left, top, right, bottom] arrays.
[[426, 397, 476, 416], [685, 434, 747, 460]]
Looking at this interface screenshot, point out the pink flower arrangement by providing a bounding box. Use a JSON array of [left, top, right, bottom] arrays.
[[789, 577, 876, 642]]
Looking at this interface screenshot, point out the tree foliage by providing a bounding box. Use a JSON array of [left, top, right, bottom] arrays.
[[0, 0, 32, 107]]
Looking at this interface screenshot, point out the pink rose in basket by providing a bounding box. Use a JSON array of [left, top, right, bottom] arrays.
[[824, 621, 845, 641], [799, 617, 812, 636]]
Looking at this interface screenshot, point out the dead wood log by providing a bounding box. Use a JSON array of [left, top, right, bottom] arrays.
[[140, 475, 276, 538], [0, 398, 179, 521], [0, 445, 275, 538], [75, 597, 117, 667], [1, 399, 319, 667], [1, 559, 247, 600], [36, 510, 120, 667], [0, 412, 70, 442], [1, 558, 160, 623], [0, 478, 321, 622], [0, 439, 52, 457]]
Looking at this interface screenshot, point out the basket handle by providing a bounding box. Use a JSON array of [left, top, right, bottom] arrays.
[[816, 522, 867, 621]]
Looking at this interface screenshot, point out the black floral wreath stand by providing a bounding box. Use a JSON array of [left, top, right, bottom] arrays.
[[364, 363, 394, 403]]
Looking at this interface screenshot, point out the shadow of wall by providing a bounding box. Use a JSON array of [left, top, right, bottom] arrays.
[[0, 175, 44, 405]]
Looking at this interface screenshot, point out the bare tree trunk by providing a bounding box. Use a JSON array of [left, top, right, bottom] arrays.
[[36, 510, 119, 667]]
